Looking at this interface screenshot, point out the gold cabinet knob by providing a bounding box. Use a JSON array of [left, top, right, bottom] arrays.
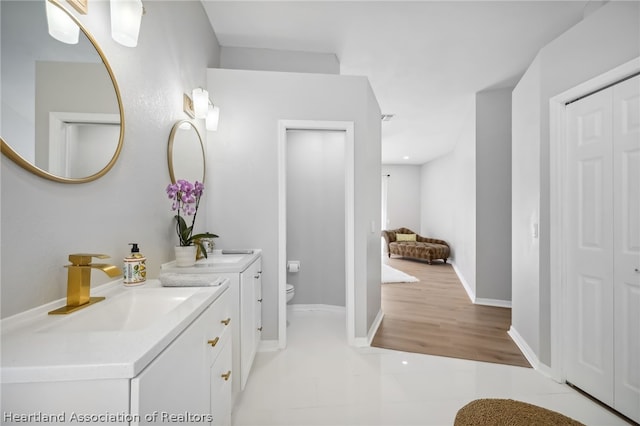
[[207, 337, 219, 347], [221, 371, 231, 381], [220, 318, 231, 326]]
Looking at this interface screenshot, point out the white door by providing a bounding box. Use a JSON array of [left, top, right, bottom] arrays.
[[612, 75, 640, 422], [566, 87, 615, 407], [565, 74, 640, 422]]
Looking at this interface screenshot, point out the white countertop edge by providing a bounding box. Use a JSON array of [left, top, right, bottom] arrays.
[[161, 249, 262, 274], [1, 281, 229, 384]]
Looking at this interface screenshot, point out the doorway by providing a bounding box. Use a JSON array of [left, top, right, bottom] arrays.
[[277, 120, 355, 349], [286, 129, 346, 307]]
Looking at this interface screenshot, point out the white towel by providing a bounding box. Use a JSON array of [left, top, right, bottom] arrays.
[[158, 273, 224, 287]]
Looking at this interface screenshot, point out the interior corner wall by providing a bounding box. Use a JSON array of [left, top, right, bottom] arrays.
[[1, 1, 220, 318], [220, 46, 340, 75], [512, 55, 542, 359], [420, 104, 476, 296], [205, 68, 381, 341], [475, 88, 512, 302], [381, 164, 421, 231], [364, 83, 382, 332], [512, 0, 640, 366]]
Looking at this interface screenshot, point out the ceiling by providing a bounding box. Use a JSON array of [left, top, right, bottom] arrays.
[[201, 1, 590, 165]]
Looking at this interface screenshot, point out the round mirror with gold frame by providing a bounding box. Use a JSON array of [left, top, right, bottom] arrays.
[[0, 0, 124, 183], [167, 120, 206, 184]]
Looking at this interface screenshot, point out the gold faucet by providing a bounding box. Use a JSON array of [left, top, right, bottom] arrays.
[[48, 254, 122, 315]]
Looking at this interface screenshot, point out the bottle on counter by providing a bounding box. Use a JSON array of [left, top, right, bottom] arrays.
[[123, 243, 146, 286]]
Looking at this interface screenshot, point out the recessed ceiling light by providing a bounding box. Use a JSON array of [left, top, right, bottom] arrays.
[[403, 156, 410, 160], [381, 114, 395, 122]]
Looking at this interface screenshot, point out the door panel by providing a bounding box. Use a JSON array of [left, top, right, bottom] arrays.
[[613, 75, 640, 422], [566, 88, 615, 406]]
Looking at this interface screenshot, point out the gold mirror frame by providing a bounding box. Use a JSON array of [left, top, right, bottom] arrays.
[[0, 0, 125, 184], [167, 120, 206, 184]]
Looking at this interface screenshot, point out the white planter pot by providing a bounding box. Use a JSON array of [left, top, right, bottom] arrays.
[[174, 245, 197, 267]]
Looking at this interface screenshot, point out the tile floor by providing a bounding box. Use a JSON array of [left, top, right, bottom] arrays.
[[232, 308, 629, 426]]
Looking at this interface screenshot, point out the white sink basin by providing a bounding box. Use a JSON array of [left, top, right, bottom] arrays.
[[196, 255, 245, 265], [38, 287, 200, 333], [1, 280, 228, 383]]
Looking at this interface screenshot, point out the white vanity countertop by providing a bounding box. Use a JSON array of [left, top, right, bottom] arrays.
[[161, 249, 262, 274], [0, 279, 228, 384]]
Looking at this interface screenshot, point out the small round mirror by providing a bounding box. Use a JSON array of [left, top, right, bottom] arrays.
[[167, 120, 205, 183]]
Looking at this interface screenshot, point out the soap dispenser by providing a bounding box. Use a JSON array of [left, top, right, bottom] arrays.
[[123, 243, 147, 286]]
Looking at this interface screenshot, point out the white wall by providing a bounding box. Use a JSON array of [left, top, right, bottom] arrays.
[[420, 105, 476, 294], [420, 88, 513, 304], [221, 46, 339, 75], [206, 68, 381, 340], [286, 129, 345, 306], [512, 56, 541, 358], [381, 165, 421, 232], [512, 1, 640, 366], [475, 88, 512, 302], [1, 1, 220, 318]]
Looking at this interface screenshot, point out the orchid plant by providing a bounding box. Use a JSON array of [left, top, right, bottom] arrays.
[[166, 179, 218, 257]]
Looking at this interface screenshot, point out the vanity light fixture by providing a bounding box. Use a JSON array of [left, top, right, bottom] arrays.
[[183, 91, 220, 131], [110, 0, 144, 47], [46, 0, 80, 44], [206, 103, 220, 131], [192, 88, 209, 119]]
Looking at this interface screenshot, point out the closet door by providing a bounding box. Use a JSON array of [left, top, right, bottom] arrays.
[[612, 75, 640, 422], [565, 87, 615, 406]]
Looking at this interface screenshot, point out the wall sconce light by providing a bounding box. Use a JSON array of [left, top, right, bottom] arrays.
[[45, 0, 144, 47], [206, 103, 220, 131], [110, 0, 144, 47], [183, 91, 220, 131], [46, 0, 80, 44], [192, 88, 209, 119]]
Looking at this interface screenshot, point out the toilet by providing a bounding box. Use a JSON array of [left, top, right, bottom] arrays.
[[286, 284, 295, 303]]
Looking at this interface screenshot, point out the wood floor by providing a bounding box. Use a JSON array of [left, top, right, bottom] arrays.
[[372, 257, 531, 368]]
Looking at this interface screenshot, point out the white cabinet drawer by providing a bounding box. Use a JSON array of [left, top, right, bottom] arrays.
[[202, 289, 232, 365], [210, 335, 232, 426]]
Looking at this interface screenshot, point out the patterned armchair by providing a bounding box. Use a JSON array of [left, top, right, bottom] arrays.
[[382, 227, 450, 264]]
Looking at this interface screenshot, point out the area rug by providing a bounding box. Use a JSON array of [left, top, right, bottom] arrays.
[[454, 398, 585, 425], [381, 264, 419, 283]]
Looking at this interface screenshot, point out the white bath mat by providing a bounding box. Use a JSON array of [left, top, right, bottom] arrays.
[[382, 264, 419, 283]]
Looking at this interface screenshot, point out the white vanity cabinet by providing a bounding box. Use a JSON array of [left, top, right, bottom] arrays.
[[0, 281, 233, 426], [239, 257, 262, 390], [131, 288, 232, 425], [160, 251, 263, 400]]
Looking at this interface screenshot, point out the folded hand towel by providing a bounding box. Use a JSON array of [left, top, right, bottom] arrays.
[[159, 273, 224, 287]]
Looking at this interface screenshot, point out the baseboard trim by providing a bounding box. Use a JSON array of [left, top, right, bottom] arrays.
[[288, 304, 346, 313], [451, 261, 475, 303], [258, 340, 279, 352], [508, 326, 554, 379], [475, 297, 512, 308], [354, 309, 384, 347], [450, 262, 512, 308]]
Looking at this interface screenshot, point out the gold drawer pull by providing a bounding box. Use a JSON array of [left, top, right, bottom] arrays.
[[221, 318, 231, 326], [207, 337, 219, 347], [221, 371, 231, 381], [257, 326, 263, 331]]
